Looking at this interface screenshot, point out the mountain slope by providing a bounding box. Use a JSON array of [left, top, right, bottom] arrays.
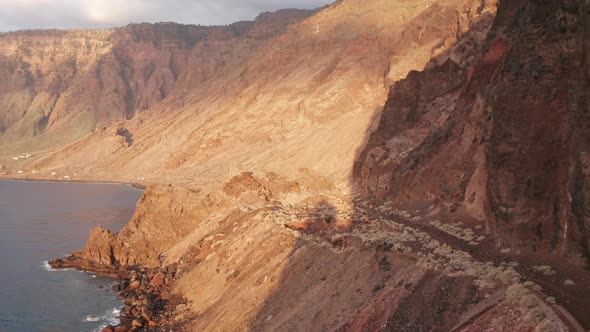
[[0, 9, 313, 156], [5, 0, 492, 192]]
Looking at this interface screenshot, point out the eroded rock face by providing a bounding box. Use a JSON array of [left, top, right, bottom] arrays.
[[63, 185, 223, 269], [49, 168, 588, 331], [53, 172, 306, 271], [0, 10, 314, 154], [3, 0, 500, 192], [355, 0, 590, 266]]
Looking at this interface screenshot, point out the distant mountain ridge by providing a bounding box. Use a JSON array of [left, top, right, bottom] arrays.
[[0, 9, 314, 155]]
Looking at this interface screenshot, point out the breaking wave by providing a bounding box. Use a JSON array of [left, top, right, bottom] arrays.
[[88, 307, 121, 331], [41, 260, 74, 272], [41, 261, 56, 271]]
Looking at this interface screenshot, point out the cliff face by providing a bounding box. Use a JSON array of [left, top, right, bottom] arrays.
[[0, 10, 312, 155], [355, 0, 590, 267], [0, 29, 114, 151]]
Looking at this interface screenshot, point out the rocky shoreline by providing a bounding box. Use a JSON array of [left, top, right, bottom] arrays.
[[50, 258, 182, 331]]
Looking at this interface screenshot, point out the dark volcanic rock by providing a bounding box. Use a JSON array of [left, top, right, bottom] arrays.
[[105, 266, 182, 331], [52, 256, 181, 331]]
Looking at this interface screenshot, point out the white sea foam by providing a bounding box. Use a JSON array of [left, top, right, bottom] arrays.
[[41, 260, 74, 272], [88, 307, 121, 331], [85, 315, 100, 322], [41, 261, 56, 271]]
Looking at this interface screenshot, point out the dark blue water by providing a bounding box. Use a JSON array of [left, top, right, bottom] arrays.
[[0, 180, 142, 332]]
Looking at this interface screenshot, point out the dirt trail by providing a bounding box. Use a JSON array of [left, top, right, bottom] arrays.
[[358, 204, 590, 329]]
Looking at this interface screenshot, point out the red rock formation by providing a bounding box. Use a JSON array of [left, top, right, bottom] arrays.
[[355, 0, 590, 267]]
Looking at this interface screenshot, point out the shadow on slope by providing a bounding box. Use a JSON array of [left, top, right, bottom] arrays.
[[249, 0, 590, 330], [246, 3, 503, 332], [352, 0, 590, 328]]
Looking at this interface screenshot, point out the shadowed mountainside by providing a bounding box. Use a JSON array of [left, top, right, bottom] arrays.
[[354, 0, 590, 268]]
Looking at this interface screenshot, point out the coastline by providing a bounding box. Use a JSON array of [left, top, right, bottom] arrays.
[[0, 179, 147, 331], [50, 257, 183, 332], [33, 178, 180, 332], [0, 176, 147, 190], [5, 172, 590, 331], [0, 177, 166, 330]]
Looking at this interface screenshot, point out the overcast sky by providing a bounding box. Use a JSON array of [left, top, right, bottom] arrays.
[[0, 0, 332, 32]]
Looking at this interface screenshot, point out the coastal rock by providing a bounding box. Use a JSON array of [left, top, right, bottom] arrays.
[[160, 289, 171, 301], [128, 280, 141, 292], [131, 319, 144, 328], [114, 325, 127, 332], [130, 306, 141, 318], [150, 272, 166, 287], [122, 305, 132, 315], [142, 308, 154, 321], [99, 266, 180, 331]]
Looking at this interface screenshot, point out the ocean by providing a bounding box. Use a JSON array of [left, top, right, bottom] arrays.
[[0, 180, 142, 332]]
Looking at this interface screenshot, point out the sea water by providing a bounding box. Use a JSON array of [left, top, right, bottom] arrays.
[[0, 180, 142, 332]]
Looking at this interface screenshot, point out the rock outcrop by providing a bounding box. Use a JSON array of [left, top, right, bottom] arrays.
[[53, 170, 589, 330], [355, 0, 590, 268]]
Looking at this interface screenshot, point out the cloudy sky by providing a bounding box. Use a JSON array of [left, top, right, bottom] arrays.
[[0, 0, 332, 32]]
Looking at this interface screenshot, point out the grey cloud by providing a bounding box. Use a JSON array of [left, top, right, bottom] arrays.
[[0, 0, 332, 32]]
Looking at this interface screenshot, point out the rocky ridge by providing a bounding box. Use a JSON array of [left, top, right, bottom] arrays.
[[53, 171, 588, 331], [2, 0, 493, 189]]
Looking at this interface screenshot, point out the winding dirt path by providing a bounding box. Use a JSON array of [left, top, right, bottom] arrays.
[[362, 206, 590, 329]]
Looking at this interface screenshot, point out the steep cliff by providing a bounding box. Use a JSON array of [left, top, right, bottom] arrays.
[[355, 0, 590, 269], [0, 9, 313, 155], [54, 172, 588, 331]]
